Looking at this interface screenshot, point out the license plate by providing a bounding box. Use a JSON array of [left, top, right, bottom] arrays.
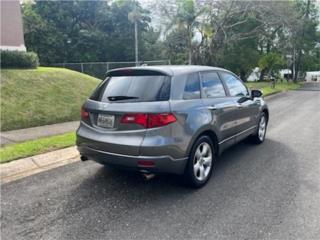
[[97, 114, 115, 128]]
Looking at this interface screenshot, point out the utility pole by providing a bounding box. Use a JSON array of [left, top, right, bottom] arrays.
[[128, 4, 140, 66], [293, 45, 295, 80], [134, 19, 138, 66]]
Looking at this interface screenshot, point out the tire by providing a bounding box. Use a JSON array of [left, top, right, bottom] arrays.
[[250, 113, 267, 144], [184, 135, 215, 188]]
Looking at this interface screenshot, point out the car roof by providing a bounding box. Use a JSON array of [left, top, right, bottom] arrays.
[[107, 65, 231, 76]]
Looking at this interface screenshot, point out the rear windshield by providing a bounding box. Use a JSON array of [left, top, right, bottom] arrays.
[[90, 75, 171, 102]]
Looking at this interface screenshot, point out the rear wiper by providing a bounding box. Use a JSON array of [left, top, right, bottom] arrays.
[[107, 96, 139, 101]]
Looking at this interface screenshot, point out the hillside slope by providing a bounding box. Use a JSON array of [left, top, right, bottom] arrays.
[[1, 67, 100, 131]]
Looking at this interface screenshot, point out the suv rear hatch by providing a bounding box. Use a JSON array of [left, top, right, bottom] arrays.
[[78, 69, 172, 156]]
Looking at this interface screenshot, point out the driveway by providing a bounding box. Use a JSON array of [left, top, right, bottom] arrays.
[[1, 90, 320, 240]]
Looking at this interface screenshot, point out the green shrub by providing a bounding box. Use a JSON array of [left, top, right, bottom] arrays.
[[1, 50, 39, 68]]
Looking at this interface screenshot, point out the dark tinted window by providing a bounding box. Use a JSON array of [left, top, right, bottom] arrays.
[[183, 73, 201, 99], [220, 72, 248, 97], [201, 72, 226, 98], [90, 80, 108, 101], [90, 75, 171, 102]]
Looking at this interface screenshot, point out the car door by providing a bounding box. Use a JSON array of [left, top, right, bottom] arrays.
[[219, 71, 260, 141], [199, 71, 239, 146]]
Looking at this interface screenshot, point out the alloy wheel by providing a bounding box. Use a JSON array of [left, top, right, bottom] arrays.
[[258, 115, 266, 141], [193, 142, 213, 181]]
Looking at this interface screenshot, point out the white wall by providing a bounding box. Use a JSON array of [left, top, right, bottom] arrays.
[[0, 44, 26, 52]]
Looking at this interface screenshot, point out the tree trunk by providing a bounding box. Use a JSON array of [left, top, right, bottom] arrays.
[[294, 49, 302, 82], [293, 0, 310, 82], [259, 69, 266, 81], [240, 69, 246, 81], [188, 25, 192, 65], [188, 48, 192, 65]]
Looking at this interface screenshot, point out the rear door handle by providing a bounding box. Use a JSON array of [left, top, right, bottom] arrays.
[[207, 105, 217, 110]]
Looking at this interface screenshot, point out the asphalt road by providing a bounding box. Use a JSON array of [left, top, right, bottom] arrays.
[[1, 87, 320, 240]]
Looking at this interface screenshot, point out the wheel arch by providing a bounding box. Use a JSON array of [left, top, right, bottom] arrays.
[[262, 107, 269, 123], [186, 129, 219, 158]]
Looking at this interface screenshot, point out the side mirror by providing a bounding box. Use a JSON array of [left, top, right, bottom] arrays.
[[251, 89, 263, 98]]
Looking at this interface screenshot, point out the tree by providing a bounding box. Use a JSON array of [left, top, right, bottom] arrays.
[[300, 30, 320, 71], [163, 29, 189, 64], [217, 11, 263, 80], [23, 0, 319, 79], [291, 0, 319, 81], [22, 0, 153, 65], [196, 0, 318, 80], [160, 0, 204, 64], [264, 0, 320, 81], [23, 0, 112, 64], [108, 0, 151, 62], [140, 28, 166, 61], [221, 38, 260, 81], [258, 52, 286, 80]]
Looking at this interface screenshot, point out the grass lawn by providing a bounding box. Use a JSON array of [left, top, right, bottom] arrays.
[[0, 132, 75, 163], [245, 81, 301, 96], [1, 67, 100, 131]]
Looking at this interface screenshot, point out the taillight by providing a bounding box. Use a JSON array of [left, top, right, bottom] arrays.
[[81, 107, 89, 120], [148, 113, 176, 128], [121, 113, 176, 128], [121, 113, 148, 128]]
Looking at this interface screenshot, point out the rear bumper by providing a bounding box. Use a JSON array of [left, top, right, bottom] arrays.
[[77, 145, 187, 174]]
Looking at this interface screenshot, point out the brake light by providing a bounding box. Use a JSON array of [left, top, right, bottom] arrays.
[[81, 108, 89, 120], [121, 113, 148, 128], [148, 113, 176, 128], [121, 113, 176, 128], [137, 160, 155, 167]]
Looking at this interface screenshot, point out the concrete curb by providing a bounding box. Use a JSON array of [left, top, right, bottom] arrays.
[[264, 91, 286, 101], [1, 146, 80, 184]]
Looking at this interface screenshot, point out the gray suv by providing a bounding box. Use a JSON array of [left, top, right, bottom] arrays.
[[77, 65, 268, 187]]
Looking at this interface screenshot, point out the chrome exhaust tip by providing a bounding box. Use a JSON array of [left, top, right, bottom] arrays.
[[142, 173, 156, 181]]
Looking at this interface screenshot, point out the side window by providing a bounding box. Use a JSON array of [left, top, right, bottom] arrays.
[[220, 72, 249, 97], [183, 73, 201, 99], [201, 71, 226, 98]]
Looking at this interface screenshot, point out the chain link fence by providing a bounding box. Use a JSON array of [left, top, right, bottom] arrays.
[[51, 60, 171, 79]]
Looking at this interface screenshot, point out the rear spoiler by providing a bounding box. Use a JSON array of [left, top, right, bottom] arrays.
[[106, 68, 171, 77]]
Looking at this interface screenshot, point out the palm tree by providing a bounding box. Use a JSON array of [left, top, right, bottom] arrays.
[[162, 0, 202, 65]]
